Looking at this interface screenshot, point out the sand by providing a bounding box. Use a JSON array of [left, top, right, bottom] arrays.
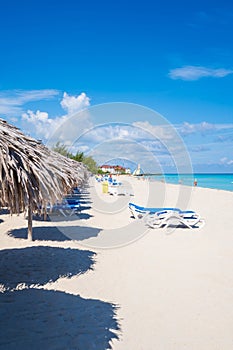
[[0, 175, 233, 349]]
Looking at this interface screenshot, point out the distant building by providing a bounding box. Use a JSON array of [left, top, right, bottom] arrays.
[[125, 168, 131, 174], [99, 165, 131, 174]]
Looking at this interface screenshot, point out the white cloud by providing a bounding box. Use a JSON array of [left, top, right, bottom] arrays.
[[82, 124, 135, 144], [214, 127, 233, 142], [60, 92, 90, 115], [169, 66, 233, 81], [77, 122, 176, 148], [14, 89, 59, 103], [22, 110, 68, 139], [133, 121, 175, 141], [179, 121, 215, 136], [0, 105, 22, 116], [190, 145, 210, 153], [74, 122, 192, 170], [22, 110, 50, 123], [140, 140, 170, 155], [75, 121, 192, 163], [0, 89, 59, 116], [0, 90, 91, 141], [220, 157, 233, 165], [179, 122, 233, 138], [21, 92, 92, 141], [220, 157, 228, 164], [89, 140, 160, 171]]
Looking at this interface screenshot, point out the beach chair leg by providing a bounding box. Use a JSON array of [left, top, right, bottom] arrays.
[[58, 209, 66, 216], [142, 211, 150, 222], [145, 214, 166, 229], [69, 209, 76, 216], [182, 218, 205, 229]]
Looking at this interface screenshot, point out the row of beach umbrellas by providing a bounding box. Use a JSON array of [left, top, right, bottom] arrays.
[[0, 118, 89, 240]]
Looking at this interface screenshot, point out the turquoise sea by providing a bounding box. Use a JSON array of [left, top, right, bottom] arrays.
[[149, 174, 233, 192]]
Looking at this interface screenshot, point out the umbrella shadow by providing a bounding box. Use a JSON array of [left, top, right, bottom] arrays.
[[32, 212, 93, 222], [8, 225, 101, 242], [0, 209, 10, 215], [0, 246, 96, 290], [0, 289, 120, 350], [76, 212, 93, 220]]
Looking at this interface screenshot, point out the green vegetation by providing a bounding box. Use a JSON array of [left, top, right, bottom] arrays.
[[52, 142, 71, 157], [71, 151, 85, 162], [52, 142, 98, 174], [97, 169, 106, 175], [78, 155, 98, 174]]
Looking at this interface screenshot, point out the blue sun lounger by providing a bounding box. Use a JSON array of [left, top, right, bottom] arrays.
[[47, 199, 81, 217], [129, 203, 205, 229], [129, 202, 180, 219]]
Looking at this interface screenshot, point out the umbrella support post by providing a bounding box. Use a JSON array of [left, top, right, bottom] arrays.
[[43, 210, 47, 221], [28, 194, 33, 241], [43, 202, 47, 221]]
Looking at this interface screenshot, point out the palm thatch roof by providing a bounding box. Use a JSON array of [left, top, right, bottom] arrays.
[[0, 118, 89, 239]]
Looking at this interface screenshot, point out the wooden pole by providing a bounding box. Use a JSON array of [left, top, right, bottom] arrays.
[[43, 201, 47, 221], [28, 192, 33, 241]]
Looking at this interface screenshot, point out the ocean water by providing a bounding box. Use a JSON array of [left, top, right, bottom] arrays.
[[149, 174, 233, 192]]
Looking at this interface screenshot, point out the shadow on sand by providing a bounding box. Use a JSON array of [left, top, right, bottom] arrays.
[[32, 212, 93, 222], [0, 246, 96, 290], [0, 289, 119, 350], [8, 225, 101, 242], [0, 209, 10, 215]]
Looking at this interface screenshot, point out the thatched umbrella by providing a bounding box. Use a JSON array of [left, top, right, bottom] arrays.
[[0, 118, 88, 240]]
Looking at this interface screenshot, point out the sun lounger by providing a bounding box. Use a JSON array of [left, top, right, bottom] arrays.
[[145, 210, 205, 229], [129, 202, 180, 219], [129, 203, 205, 229], [47, 199, 81, 217]]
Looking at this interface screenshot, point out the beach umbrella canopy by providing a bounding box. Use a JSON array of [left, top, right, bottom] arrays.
[[0, 118, 88, 239]]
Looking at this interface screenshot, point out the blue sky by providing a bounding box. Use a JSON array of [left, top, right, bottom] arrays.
[[0, 0, 233, 172]]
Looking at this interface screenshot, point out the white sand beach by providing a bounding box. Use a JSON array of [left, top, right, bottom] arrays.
[[0, 175, 233, 349]]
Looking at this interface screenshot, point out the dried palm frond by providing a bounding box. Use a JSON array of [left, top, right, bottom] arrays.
[[0, 118, 89, 239]]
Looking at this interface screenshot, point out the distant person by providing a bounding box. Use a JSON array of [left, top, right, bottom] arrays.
[[194, 179, 198, 186]]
